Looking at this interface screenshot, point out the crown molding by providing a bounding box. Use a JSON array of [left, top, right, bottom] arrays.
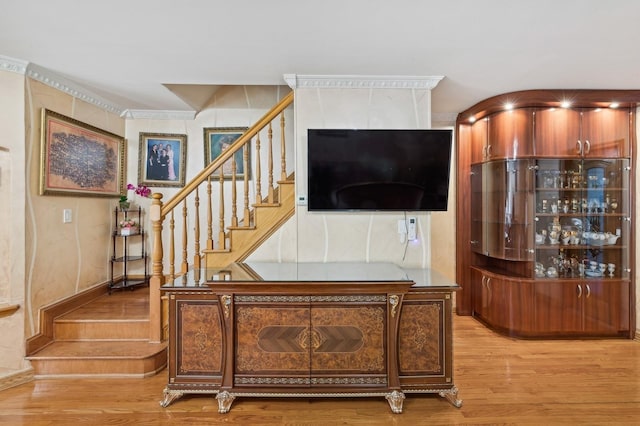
[[25, 62, 125, 115], [1, 55, 196, 120], [1, 55, 125, 115], [0, 55, 28, 74], [121, 109, 196, 120], [284, 74, 444, 90]]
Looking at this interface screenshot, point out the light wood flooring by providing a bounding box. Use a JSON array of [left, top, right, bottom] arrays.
[[1, 312, 639, 424]]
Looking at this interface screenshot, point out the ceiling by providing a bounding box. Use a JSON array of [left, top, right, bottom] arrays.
[[2, 0, 640, 122]]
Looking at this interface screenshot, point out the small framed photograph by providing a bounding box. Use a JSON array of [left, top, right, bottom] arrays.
[[203, 127, 250, 180], [138, 133, 187, 187], [39, 108, 125, 197]]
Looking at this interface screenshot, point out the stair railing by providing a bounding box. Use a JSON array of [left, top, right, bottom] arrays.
[[148, 91, 294, 342]]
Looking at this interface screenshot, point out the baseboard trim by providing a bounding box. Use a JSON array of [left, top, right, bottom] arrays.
[[26, 283, 109, 356], [0, 367, 34, 391]]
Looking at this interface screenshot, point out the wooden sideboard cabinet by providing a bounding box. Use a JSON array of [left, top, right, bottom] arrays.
[[160, 263, 462, 414]]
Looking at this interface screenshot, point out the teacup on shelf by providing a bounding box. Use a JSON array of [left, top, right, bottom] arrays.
[[606, 233, 620, 245]]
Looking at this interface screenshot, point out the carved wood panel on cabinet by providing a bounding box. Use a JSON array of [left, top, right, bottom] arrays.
[[233, 295, 389, 388], [170, 295, 223, 387], [399, 300, 446, 378]]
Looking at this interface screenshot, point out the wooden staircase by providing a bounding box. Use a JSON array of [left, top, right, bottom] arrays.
[[204, 179, 295, 268], [26, 287, 166, 378]]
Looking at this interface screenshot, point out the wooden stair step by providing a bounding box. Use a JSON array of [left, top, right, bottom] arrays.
[[26, 341, 167, 378], [54, 318, 149, 341]]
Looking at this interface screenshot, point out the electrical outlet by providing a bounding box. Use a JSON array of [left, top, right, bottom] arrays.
[[297, 195, 308, 206], [63, 209, 72, 223], [407, 217, 417, 240]]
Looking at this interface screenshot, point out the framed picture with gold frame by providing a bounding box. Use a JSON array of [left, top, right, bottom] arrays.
[[138, 132, 187, 188], [203, 127, 250, 180], [39, 109, 125, 197]]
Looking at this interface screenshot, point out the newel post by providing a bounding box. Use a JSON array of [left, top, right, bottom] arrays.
[[149, 192, 165, 343]]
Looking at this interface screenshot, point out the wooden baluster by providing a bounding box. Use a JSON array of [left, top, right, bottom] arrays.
[[149, 193, 164, 343], [218, 168, 226, 250], [255, 132, 262, 204], [280, 111, 287, 181], [169, 210, 175, 280], [193, 186, 201, 270], [268, 122, 274, 203], [243, 139, 250, 226], [231, 157, 238, 227], [206, 176, 214, 250], [181, 200, 188, 274]]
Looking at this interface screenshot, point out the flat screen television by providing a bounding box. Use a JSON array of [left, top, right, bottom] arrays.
[[307, 129, 452, 211]]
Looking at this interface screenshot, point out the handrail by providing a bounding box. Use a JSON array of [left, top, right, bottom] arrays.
[[160, 91, 294, 216], [148, 90, 294, 343]]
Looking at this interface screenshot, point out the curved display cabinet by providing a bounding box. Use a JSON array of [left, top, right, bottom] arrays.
[[456, 89, 637, 338]]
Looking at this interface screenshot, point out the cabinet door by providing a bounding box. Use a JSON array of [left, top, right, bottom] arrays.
[[398, 291, 452, 387], [534, 158, 630, 281], [534, 108, 581, 157], [470, 164, 483, 254], [470, 117, 488, 164], [490, 277, 535, 334], [487, 108, 534, 160], [471, 268, 488, 320], [580, 108, 630, 158], [169, 294, 223, 387], [311, 302, 387, 382], [483, 160, 535, 260], [533, 281, 583, 333], [582, 280, 630, 334], [234, 303, 311, 386]]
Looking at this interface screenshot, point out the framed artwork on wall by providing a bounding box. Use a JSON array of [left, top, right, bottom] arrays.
[[203, 127, 250, 180], [138, 132, 187, 188], [39, 108, 125, 197]]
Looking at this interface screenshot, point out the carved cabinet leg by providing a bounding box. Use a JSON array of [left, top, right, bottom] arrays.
[[159, 388, 184, 407], [439, 386, 463, 408], [216, 391, 236, 413], [385, 390, 405, 413]]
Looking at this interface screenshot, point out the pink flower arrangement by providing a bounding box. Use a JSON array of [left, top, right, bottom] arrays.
[[127, 183, 152, 198], [119, 219, 138, 228]]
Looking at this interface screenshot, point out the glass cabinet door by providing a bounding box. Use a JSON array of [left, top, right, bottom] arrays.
[[472, 159, 534, 260], [470, 163, 483, 254], [534, 159, 630, 280]]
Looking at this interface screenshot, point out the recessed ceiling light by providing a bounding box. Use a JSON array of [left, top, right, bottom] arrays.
[[504, 103, 514, 110], [469, 116, 476, 123], [610, 102, 620, 108], [560, 101, 571, 108]]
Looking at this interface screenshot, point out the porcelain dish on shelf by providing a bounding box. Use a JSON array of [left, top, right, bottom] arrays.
[[585, 270, 603, 278]]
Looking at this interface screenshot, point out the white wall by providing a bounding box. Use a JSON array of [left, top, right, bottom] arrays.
[[0, 70, 29, 376], [250, 76, 453, 272]]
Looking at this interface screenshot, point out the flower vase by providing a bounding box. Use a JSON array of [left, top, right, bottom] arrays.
[[119, 201, 130, 211], [120, 226, 137, 236]]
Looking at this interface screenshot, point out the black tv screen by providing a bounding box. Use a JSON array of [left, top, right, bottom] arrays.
[[307, 129, 452, 211]]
